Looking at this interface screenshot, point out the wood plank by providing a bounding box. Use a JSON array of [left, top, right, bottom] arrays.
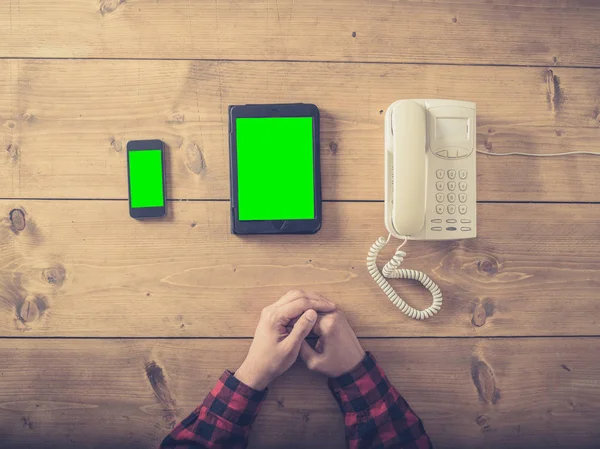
[[1, 201, 599, 337], [1, 338, 599, 449], [2, 0, 600, 66], [2, 60, 600, 202]]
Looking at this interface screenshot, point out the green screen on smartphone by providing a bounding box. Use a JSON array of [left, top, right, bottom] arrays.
[[236, 117, 315, 221], [128, 150, 165, 208]]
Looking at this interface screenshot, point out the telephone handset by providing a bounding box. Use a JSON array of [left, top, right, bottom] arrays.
[[368, 99, 477, 320]]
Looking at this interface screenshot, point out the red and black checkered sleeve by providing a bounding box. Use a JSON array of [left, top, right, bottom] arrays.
[[328, 352, 433, 449], [160, 370, 267, 449]]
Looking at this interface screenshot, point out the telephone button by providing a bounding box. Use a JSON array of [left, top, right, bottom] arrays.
[[459, 205, 467, 215], [447, 193, 456, 203], [461, 227, 472, 231], [431, 227, 442, 231], [459, 170, 468, 179], [437, 150, 448, 158], [436, 170, 445, 179], [446, 219, 457, 223], [459, 181, 467, 191], [447, 148, 458, 158], [436, 193, 444, 203], [457, 149, 470, 158], [435, 204, 444, 214], [447, 170, 456, 179], [447, 181, 456, 191], [459, 193, 467, 203], [460, 219, 471, 224], [447, 204, 456, 214], [446, 227, 457, 231], [436, 181, 444, 191], [431, 219, 442, 223]]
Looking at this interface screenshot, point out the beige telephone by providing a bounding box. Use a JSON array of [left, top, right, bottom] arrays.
[[367, 99, 477, 320]]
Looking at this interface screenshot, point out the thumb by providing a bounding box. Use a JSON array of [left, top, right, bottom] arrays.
[[286, 309, 317, 349], [299, 340, 322, 370]]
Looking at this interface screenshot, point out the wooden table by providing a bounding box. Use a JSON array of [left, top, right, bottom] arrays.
[[1, 1, 600, 448]]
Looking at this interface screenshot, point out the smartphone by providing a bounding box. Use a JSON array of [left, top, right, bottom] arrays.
[[127, 140, 167, 219]]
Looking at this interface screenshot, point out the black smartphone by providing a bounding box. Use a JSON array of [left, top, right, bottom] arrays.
[[228, 103, 321, 234], [126, 140, 167, 219]]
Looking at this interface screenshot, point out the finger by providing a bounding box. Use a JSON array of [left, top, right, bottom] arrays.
[[288, 310, 330, 330], [300, 341, 323, 370], [275, 290, 335, 306], [310, 317, 324, 336], [311, 311, 343, 336], [278, 297, 336, 322], [285, 309, 317, 349], [274, 290, 307, 306], [314, 337, 324, 353]]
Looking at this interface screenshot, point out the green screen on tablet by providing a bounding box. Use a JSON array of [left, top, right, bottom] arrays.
[[236, 117, 315, 221]]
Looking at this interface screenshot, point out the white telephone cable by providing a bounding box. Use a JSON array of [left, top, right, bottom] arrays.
[[476, 150, 600, 157], [367, 234, 442, 320]]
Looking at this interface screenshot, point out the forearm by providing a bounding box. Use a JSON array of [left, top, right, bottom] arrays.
[[160, 371, 266, 449], [328, 353, 433, 449]]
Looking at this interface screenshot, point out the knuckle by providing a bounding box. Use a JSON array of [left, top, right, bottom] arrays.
[[306, 358, 320, 371], [289, 289, 305, 297], [321, 311, 344, 332], [331, 310, 345, 323], [320, 318, 334, 333]]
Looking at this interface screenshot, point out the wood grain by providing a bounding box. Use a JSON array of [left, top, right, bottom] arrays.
[[1, 338, 599, 449], [2, 0, 600, 67], [2, 2, 599, 448], [2, 60, 600, 202], [1, 200, 599, 338]]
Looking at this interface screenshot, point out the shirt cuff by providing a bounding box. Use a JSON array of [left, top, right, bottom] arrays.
[[328, 352, 391, 414], [201, 370, 268, 427]]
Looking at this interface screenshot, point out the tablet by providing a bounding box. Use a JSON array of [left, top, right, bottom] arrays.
[[229, 103, 321, 234]]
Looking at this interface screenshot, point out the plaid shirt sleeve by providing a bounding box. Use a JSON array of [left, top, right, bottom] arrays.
[[159, 370, 267, 449], [328, 352, 433, 449]]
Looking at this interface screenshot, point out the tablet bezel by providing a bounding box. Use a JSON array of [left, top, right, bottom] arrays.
[[229, 103, 322, 235]]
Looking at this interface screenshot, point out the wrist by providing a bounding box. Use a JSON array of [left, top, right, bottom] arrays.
[[332, 349, 366, 378], [234, 361, 271, 391]]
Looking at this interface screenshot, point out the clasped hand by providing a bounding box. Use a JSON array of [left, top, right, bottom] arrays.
[[235, 290, 365, 390]]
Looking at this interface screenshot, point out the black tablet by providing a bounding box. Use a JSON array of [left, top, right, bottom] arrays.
[[229, 103, 321, 234]]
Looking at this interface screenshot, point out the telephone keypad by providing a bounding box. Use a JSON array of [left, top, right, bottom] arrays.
[[433, 168, 472, 234]]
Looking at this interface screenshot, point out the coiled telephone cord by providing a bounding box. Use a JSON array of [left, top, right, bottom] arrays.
[[367, 234, 443, 320]]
